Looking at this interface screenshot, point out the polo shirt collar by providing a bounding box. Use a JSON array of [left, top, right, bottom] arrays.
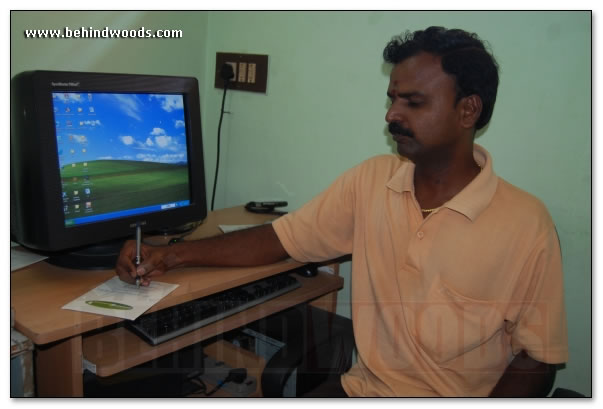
[[385, 144, 499, 222]]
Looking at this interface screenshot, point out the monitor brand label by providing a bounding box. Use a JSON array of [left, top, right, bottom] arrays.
[[51, 81, 80, 87]]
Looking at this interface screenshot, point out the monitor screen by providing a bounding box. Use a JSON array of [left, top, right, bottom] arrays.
[[53, 92, 191, 227]]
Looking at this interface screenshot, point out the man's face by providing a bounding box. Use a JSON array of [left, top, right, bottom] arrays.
[[386, 52, 465, 162]]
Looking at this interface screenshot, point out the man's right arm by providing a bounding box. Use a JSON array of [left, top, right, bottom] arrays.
[[115, 224, 289, 286]]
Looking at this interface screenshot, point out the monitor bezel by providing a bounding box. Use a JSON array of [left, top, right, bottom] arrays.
[[14, 70, 207, 252]]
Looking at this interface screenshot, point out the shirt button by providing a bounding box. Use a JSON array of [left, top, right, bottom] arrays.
[[417, 231, 424, 239]]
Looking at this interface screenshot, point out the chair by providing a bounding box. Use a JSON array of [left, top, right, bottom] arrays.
[[244, 304, 354, 397]]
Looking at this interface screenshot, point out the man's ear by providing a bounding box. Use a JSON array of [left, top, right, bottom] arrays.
[[459, 94, 483, 129]]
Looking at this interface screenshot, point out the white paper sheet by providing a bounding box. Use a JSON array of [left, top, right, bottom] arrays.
[[218, 224, 260, 233], [218, 221, 273, 234], [10, 244, 48, 272], [62, 276, 179, 320]]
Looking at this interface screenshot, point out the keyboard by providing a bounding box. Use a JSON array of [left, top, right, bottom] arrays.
[[126, 272, 301, 346]]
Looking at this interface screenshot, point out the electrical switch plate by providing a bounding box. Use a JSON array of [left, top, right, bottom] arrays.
[[215, 52, 268, 93]]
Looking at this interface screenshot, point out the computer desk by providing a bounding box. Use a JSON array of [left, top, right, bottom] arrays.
[[10, 205, 344, 397]]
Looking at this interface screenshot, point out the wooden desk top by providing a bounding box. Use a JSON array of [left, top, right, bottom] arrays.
[[10, 206, 303, 345]]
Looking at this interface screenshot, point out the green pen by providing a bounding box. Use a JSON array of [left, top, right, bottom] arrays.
[[86, 300, 133, 310]]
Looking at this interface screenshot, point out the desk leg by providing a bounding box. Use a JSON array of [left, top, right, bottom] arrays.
[[36, 335, 83, 397]]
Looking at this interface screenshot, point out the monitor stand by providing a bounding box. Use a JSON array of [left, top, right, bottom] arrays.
[[148, 221, 200, 236], [44, 239, 127, 270]]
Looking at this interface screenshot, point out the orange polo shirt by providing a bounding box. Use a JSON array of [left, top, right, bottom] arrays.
[[272, 145, 568, 397]]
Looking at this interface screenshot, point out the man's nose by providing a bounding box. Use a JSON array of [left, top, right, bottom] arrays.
[[385, 104, 402, 123]]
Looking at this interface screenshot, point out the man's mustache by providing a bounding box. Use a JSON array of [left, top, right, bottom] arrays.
[[388, 122, 414, 138]]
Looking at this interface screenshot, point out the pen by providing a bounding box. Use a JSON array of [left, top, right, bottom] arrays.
[[135, 223, 142, 288]]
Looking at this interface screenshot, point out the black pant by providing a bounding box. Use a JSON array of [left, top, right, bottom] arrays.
[[302, 374, 348, 397]]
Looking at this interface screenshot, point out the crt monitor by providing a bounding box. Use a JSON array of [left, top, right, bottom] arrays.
[[11, 70, 207, 269]]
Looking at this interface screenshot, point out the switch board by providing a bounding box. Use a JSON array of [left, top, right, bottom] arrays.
[[215, 52, 268, 93]]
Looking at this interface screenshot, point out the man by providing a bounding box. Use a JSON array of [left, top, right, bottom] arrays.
[[116, 27, 568, 397]]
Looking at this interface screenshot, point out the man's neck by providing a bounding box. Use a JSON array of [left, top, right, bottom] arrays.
[[413, 147, 481, 212]]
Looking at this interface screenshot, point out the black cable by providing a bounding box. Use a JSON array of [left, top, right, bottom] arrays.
[[210, 85, 228, 211], [201, 368, 247, 397], [211, 64, 235, 211], [188, 372, 208, 395], [203, 380, 225, 397]]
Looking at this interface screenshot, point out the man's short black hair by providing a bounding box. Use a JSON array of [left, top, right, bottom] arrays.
[[383, 26, 499, 130]]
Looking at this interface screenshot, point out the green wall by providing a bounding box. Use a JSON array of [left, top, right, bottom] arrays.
[[10, 11, 210, 96], [10, 10, 591, 396]]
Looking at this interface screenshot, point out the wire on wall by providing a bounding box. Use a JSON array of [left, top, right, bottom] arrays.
[[211, 63, 235, 211]]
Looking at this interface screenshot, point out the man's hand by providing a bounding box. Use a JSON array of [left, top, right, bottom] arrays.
[[114, 224, 290, 285], [115, 240, 172, 286]]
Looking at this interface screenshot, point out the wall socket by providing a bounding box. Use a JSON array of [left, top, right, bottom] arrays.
[[215, 52, 268, 93]]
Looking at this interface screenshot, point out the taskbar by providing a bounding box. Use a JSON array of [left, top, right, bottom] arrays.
[[64, 200, 190, 227]]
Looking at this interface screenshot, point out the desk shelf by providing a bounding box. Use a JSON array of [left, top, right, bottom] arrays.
[[82, 272, 343, 377]]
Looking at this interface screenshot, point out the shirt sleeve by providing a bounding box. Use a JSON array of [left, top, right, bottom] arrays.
[[272, 164, 360, 262], [508, 226, 569, 365]]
